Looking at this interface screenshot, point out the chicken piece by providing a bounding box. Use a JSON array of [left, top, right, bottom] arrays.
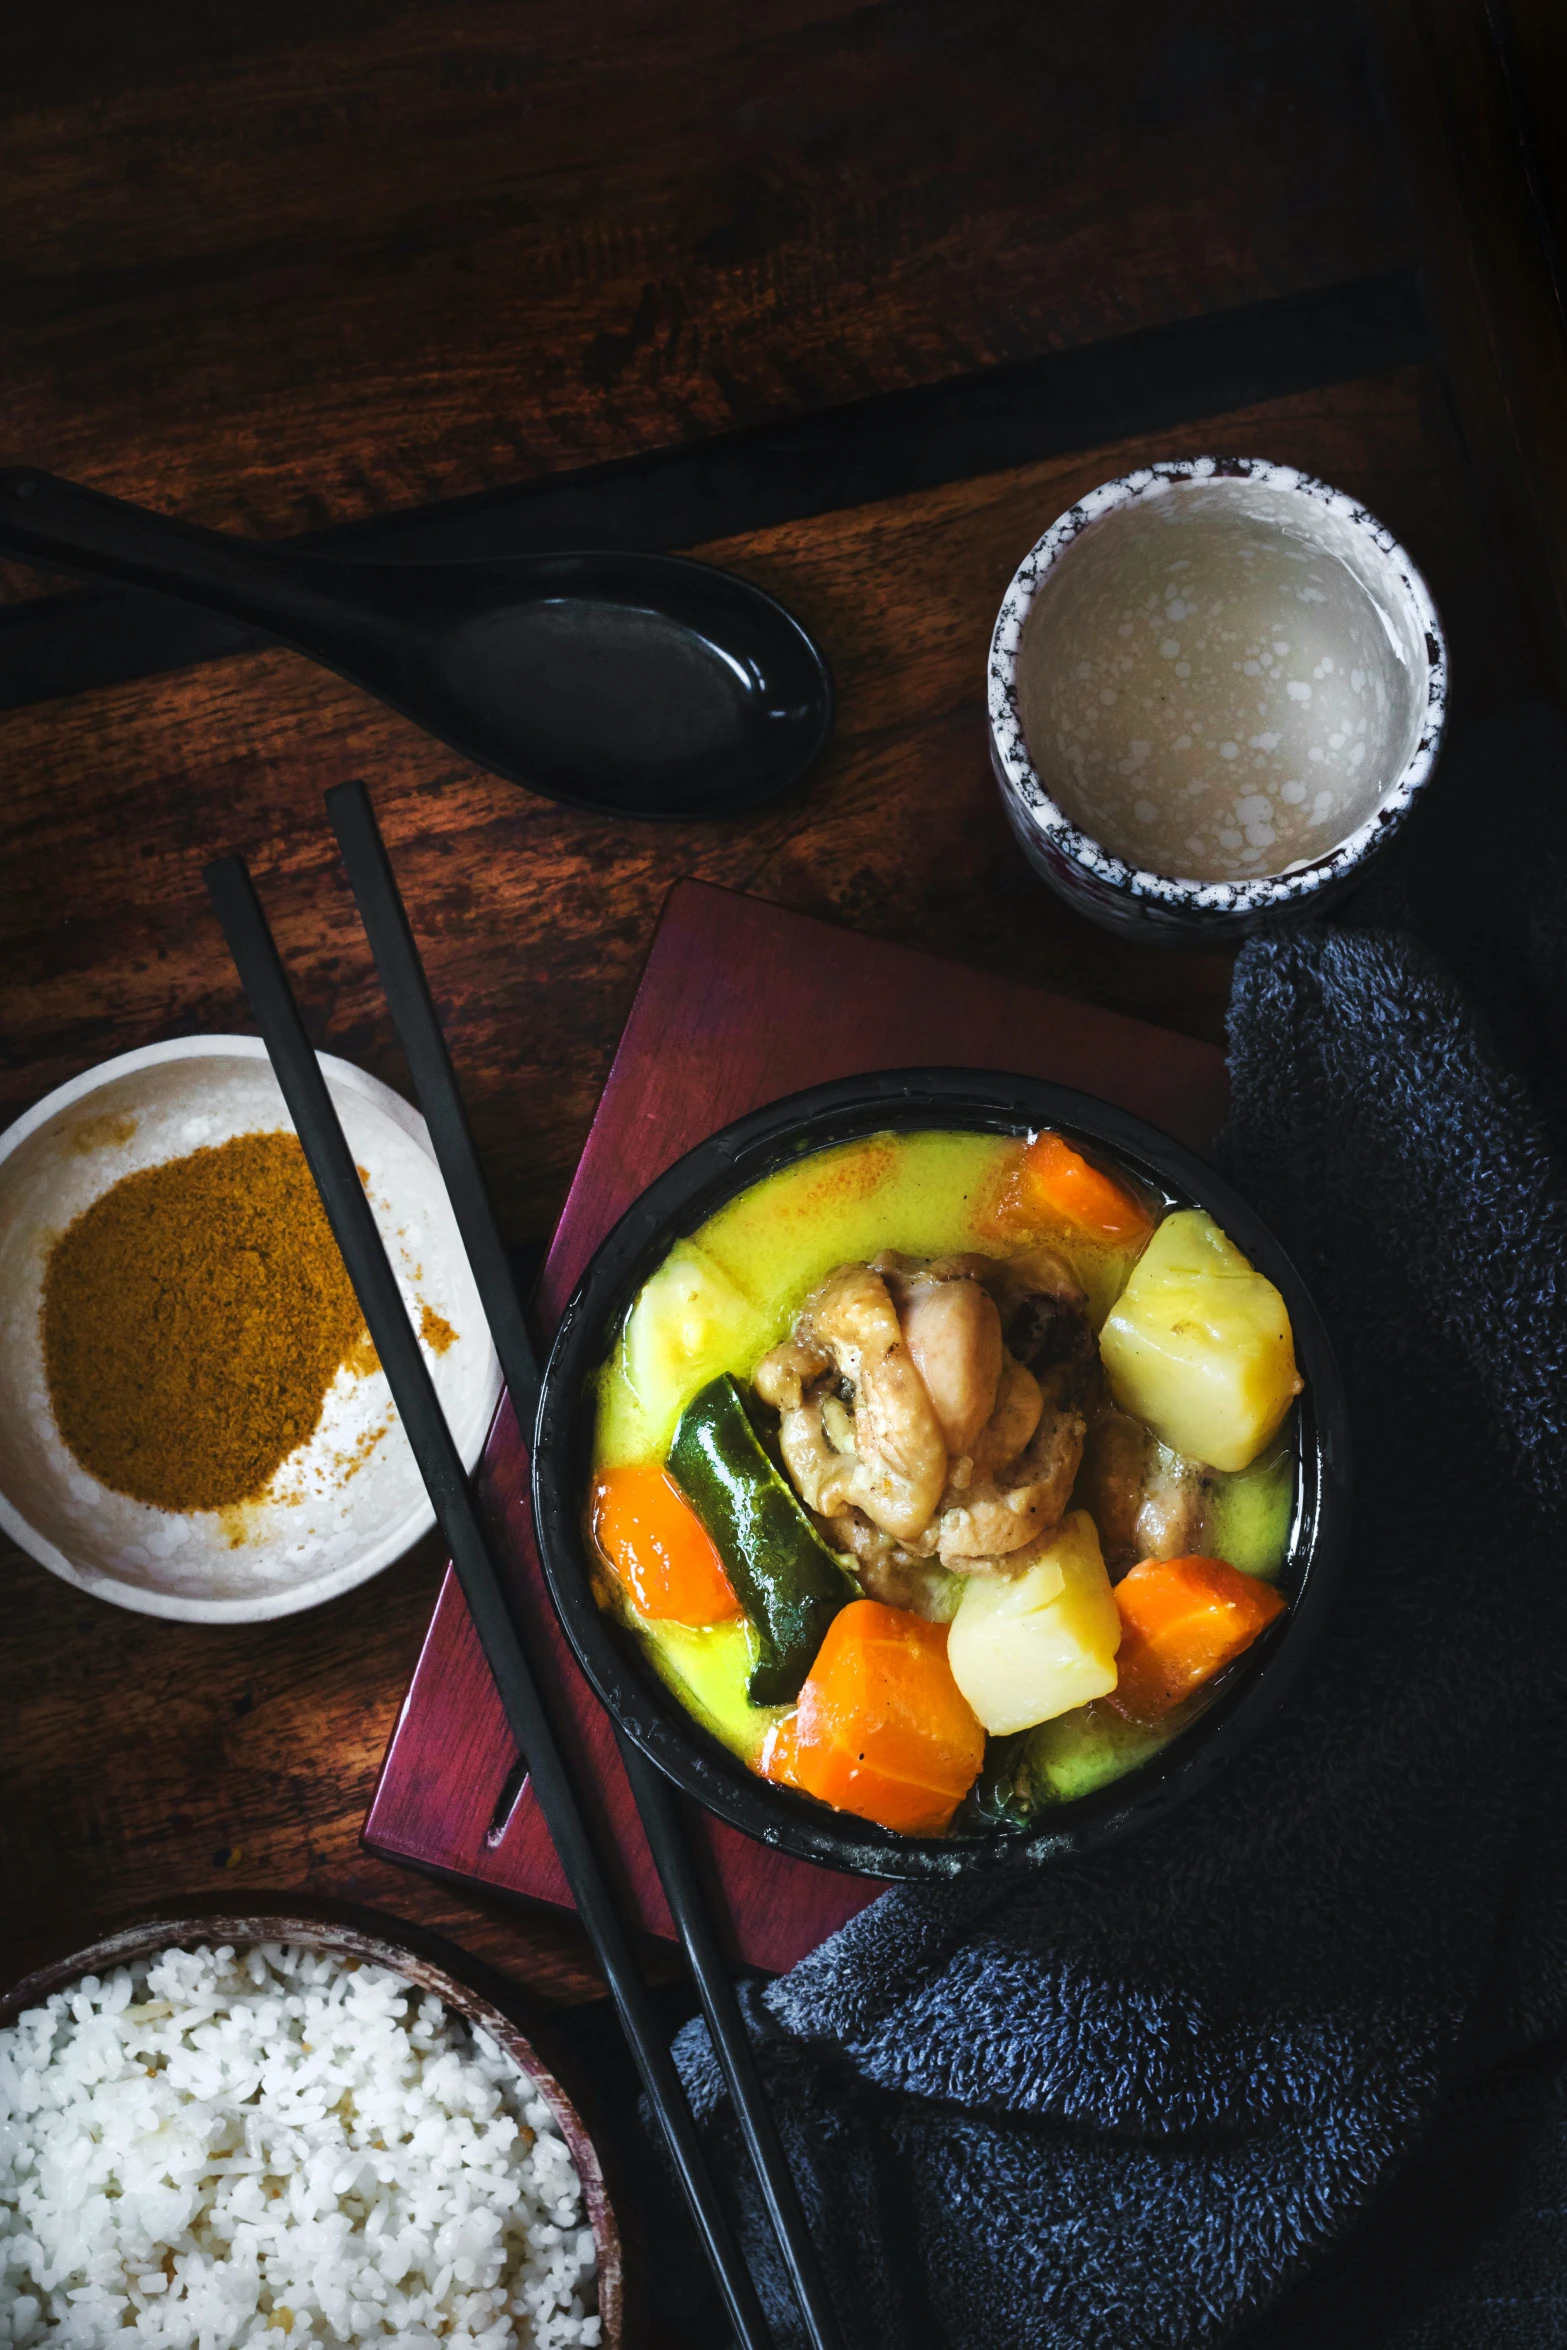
[[881, 1246, 1079, 1311], [934, 1258, 1095, 1567], [870, 1252, 1007, 1459], [1022, 1398, 1090, 1510], [877, 1248, 1005, 1289], [937, 1400, 1087, 1562], [936, 1486, 1051, 1563], [753, 1338, 832, 1413], [817, 1508, 955, 1620], [1079, 1406, 1213, 1571], [820, 1392, 856, 1453], [1078, 1407, 1148, 1566], [1136, 1445, 1212, 1563], [796, 1263, 948, 1541], [758, 1247, 1093, 1562], [968, 1352, 1043, 1479], [1005, 1288, 1095, 1390], [992, 1244, 1087, 1321], [820, 1504, 897, 1573], [774, 1382, 858, 1518], [868, 1247, 922, 1289], [901, 1277, 1003, 1455]]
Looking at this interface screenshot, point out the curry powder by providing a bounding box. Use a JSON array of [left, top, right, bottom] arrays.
[[42, 1129, 371, 1513]]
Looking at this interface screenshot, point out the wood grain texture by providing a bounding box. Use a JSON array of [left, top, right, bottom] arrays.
[[1, 0, 1411, 572], [0, 367, 1517, 1138], [0, 1518, 620, 1995], [0, 365, 1527, 2001], [365, 879, 1229, 1969], [0, 268, 1434, 712]]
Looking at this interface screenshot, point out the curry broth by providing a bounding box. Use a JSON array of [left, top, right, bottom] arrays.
[[589, 1128, 1155, 1769]]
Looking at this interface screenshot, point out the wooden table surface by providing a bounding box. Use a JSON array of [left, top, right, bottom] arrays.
[[3, 0, 1563, 2036]]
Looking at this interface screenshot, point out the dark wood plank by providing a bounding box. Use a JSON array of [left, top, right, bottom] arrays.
[[0, 365, 1518, 1135], [1501, 0, 1567, 287], [1366, 0, 1567, 697], [0, 269, 1431, 711], [2, 0, 1411, 574], [0, 1521, 618, 1997], [0, 365, 1524, 2000], [365, 879, 1229, 1970]]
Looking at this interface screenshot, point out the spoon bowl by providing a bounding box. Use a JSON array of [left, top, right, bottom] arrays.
[[0, 470, 833, 819]]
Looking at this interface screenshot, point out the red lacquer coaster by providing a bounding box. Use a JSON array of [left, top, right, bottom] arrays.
[[363, 881, 1228, 1970]]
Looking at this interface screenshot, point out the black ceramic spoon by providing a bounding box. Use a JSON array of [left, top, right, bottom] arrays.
[[0, 468, 833, 819]]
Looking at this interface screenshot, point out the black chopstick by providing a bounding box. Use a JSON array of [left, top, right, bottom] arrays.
[[324, 779, 846, 2350], [203, 852, 776, 2350]]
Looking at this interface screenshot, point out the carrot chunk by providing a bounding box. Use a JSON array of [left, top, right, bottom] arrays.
[[593, 1463, 741, 1624], [1107, 1554, 1286, 1724], [761, 1599, 985, 1835], [1017, 1132, 1154, 1246]]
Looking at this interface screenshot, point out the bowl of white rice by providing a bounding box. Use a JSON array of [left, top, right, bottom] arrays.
[[0, 1907, 624, 2350]]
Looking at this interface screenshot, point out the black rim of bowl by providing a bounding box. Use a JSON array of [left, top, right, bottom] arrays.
[[532, 1067, 1352, 1881]]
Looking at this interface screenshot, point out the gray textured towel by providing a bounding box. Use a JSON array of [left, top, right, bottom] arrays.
[[671, 701, 1567, 2349]]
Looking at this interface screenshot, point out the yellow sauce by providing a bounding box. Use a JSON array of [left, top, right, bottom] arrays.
[[591, 1128, 1149, 1762]]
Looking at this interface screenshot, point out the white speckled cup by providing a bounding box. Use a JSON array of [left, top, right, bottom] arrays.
[[988, 457, 1448, 941]]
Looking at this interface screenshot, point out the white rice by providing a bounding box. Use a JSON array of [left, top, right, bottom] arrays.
[[0, 1943, 600, 2349]]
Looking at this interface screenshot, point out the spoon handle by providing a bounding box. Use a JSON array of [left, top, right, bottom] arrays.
[[0, 468, 363, 648]]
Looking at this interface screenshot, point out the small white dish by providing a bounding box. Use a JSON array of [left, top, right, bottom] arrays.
[[0, 1037, 502, 1623]]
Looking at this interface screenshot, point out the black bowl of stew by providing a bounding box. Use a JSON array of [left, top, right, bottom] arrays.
[[531, 1068, 1350, 1881]]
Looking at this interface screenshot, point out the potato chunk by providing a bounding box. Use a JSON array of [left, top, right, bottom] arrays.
[[946, 1510, 1121, 1734], [1098, 1210, 1301, 1474], [623, 1243, 768, 1451]]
